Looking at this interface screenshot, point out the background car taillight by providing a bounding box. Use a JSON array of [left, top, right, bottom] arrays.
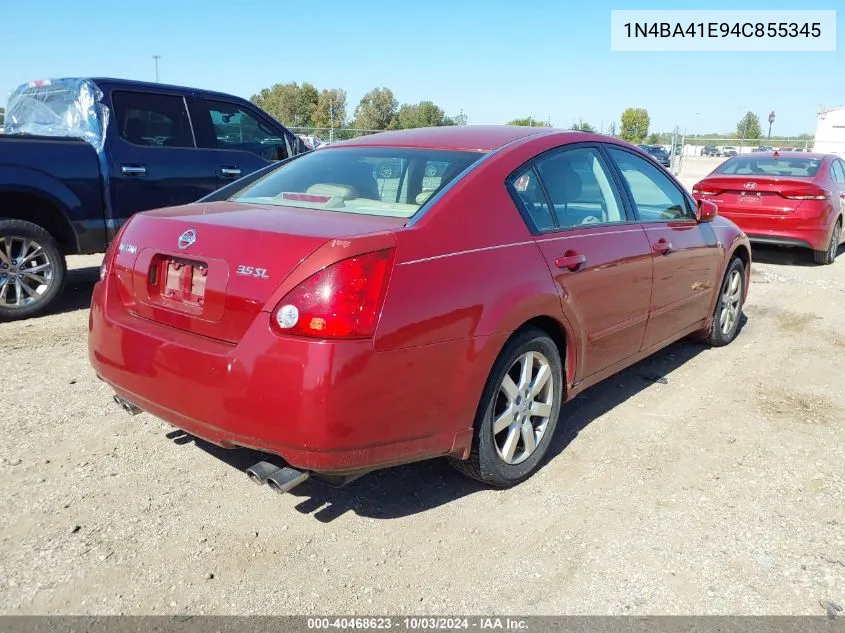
[[780, 187, 828, 200], [692, 186, 722, 196], [271, 248, 396, 339]]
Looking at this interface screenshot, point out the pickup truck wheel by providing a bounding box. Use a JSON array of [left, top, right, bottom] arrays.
[[0, 219, 67, 321]]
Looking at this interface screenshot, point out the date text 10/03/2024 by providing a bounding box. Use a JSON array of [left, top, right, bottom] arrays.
[[623, 22, 822, 38], [306, 617, 529, 630]]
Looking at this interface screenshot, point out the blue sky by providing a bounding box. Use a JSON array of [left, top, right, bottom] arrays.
[[2, 0, 842, 135]]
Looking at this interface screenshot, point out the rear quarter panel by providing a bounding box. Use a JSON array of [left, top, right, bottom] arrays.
[[0, 136, 105, 252]]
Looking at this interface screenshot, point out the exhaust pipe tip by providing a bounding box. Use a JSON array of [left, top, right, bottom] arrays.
[[245, 461, 283, 485], [113, 394, 143, 416], [266, 467, 310, 495]]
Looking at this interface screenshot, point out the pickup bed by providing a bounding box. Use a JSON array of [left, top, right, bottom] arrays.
[[0, 77, 304, 319]]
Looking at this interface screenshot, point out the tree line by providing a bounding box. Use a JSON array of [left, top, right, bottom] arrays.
[[248, 83, 806, 143], [250, 83, 467, 131]]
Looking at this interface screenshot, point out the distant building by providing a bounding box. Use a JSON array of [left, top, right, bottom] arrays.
[[813, 106, 845, 156]]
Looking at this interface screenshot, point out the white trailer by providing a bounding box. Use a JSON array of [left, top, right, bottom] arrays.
[[813, 106, 845, 156]]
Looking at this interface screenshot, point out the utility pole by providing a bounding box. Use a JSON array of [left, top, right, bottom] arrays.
[[153, 55, 161, 83], [768, 110, 775, 140], [329, 102, 334, 144]]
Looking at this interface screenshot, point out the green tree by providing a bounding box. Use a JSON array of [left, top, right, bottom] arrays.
[[645, 133, 661, 145], [0, 107, 4, 126], [451, 111, 468, 126], [250, 82, 301, 126], [353, 87, 399, 130], [607, 122, 617, 137], [311, 88, 347, 130], [395, 101, 449, 129], [570, 119, 596, 132], [295, 82, 320, 127], [507, 116, 552, 127], [736, 111, 762, 140], [619, 107, 650, 143]]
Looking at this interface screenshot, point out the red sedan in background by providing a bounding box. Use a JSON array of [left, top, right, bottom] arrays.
[[692, 152, 845, 264], [89, 127, 751, 491]]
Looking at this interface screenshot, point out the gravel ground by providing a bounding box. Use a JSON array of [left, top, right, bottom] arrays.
[[0, 157, 843, 615]]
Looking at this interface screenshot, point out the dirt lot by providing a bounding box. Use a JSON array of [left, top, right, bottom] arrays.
[[1, 156, 843, 615]]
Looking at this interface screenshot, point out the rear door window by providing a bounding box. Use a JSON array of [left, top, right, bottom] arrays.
[[111, 91, 195, 148], [534, 147, 627, 228]]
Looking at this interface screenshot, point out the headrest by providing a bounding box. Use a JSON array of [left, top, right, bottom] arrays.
[[306, 183, 357, 200], [542, 160, 582, 204]]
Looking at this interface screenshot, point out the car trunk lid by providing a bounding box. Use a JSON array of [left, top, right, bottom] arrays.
[[693, 176, 823, 214], [111, 201, 406, 344]]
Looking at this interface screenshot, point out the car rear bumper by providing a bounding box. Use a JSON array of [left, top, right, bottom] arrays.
[[88, 278, 480, 474], [716, 209, 831, 251]]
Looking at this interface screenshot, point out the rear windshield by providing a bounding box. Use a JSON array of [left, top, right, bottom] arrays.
[[715, 156, 822, 177], [230, 146, 485, 218]]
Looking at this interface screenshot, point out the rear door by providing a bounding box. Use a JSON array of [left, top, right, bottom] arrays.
[[190, 97, 291, 187], [105, 89, 219, 230], [512, 145, 653, 379], [604, 145, 721, 349]]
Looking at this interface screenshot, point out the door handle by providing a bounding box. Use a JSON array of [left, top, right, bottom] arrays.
[[121, 165, 146, 176], [555, 251, 586, 272], [652, 238, 673, 255], [220, 167, 242, 178]]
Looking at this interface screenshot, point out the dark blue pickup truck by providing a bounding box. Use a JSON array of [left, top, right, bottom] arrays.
[[0, 77, 305, 320]]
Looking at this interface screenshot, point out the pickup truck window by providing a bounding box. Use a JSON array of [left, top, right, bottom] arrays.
[[204, 100, 285, 152], [111, 91, 195, 149]]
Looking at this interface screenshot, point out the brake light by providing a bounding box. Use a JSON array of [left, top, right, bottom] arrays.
[[281, 192, 332, 203], [271, 248, 396, 339], [693, 186, 721, 196], [780, 187, 828, 200]]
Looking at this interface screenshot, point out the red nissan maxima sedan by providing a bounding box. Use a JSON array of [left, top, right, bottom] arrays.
[[89, 127, 751, 491], [692, 151, 845, 265]]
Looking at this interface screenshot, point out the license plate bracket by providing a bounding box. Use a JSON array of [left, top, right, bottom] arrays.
[[159, 258, 208, 306]]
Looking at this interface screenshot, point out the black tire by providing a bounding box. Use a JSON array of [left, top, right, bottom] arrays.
[[449, 327, 563, 487], [0, 218, 67, 321], [813, 220, 841, 265], [703, 257, 746, 347]]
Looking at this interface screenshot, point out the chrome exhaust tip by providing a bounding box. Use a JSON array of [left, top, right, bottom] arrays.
[[113, 394, 143, 416], [245, 461, 282, 485], [266, 467, 310, 494]]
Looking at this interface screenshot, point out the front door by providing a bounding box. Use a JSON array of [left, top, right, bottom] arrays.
[[604, 146, 721, 349], [191, 98, 288, 188], [509, 145, 654, 379], [107, 90, 219, 231]]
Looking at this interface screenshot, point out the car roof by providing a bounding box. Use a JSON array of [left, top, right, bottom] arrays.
[[334, 125, 574, 152]]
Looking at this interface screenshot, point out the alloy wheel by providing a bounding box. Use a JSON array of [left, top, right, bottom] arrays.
[[492, 351, 555, 465], [0, 236, 56, 309], [719, 268, 742, 335]]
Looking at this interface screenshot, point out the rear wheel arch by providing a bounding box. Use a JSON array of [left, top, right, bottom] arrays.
[[0, 190, 78, 254]]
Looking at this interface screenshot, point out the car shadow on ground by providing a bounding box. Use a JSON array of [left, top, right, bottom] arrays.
[[45, 265, 100, 316], [750, 243, 842, 267], [175, 322, 746, 522]]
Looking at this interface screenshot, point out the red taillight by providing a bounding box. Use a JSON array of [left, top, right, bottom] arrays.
[[270, 248, 396, 339], [780, 187, 828, 200], [693, 186, 721, 196]]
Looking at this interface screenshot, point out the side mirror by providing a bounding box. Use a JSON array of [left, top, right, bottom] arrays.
[[696, 199, 718, 223]]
